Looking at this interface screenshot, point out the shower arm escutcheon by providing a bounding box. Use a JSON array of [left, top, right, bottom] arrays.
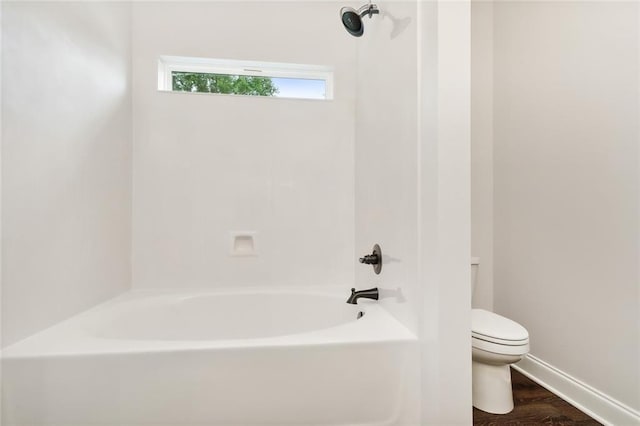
[[358, 244, 382, 274]]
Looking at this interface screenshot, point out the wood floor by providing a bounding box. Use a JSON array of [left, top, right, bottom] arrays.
[[473, 368, 602, 425]]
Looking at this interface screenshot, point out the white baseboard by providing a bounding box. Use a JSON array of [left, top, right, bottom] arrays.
[[513, 354, 640, 426]]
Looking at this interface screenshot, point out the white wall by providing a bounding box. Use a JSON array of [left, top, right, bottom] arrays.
[[1, 2, 132, 347], [354, 0, 419, 335], [419, 1, 472, 424], [354, 0, 473, 422], [492, 1, 639, 416], [353, 2, 421, 422], [470, 0, 493, 310], [131, 1, 356, 289], [0, 1, 3, 420], [354, 3, 473, 424]]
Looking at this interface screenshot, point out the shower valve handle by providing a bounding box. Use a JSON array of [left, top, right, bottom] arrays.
[[359, 254, 379, 265], [358, 244, 382, 274]]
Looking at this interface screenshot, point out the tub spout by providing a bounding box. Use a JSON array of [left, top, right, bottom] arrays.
[[346, 287, 379, 304]]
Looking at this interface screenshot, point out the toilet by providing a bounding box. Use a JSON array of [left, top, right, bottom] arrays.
[[471, 258, 529, 414]]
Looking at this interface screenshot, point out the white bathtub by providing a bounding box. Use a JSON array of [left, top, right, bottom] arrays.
[[2, 287, 418, 425]]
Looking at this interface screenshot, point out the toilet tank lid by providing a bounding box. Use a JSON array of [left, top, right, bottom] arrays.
[[472, 309, 529, 341], [471, 257, 480, 265]]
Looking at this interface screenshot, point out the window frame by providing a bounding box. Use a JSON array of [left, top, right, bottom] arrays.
[[158, 55, 334, 100]]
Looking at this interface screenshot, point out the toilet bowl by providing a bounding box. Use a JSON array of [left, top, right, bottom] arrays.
[[471, 258, 529, 414]]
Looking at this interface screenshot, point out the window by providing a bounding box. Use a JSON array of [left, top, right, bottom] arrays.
[[158, 56, 333, 100]]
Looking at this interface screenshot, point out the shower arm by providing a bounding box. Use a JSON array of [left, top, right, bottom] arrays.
[[357, 3, 379, 19]]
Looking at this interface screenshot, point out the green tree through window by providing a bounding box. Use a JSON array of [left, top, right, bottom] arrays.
[[172, 72, 278, 96]]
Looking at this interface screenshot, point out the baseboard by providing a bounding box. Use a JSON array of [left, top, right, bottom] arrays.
[[513, 354, 640, 426]]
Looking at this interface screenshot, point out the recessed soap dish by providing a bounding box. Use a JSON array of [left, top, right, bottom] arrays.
[[229, 231, 258, 256]]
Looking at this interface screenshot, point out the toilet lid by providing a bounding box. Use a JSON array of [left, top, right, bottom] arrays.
[[472, 309, 529, 344]]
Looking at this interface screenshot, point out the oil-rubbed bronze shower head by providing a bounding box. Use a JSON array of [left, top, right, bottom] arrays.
[[340, 2, 379, 37]]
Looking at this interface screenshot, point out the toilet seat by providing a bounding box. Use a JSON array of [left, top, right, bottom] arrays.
[[472, 309, 529, 350], [472, 336, 529, 356]]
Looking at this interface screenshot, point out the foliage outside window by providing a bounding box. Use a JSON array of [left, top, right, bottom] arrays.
[[172, 72, 279, 97]]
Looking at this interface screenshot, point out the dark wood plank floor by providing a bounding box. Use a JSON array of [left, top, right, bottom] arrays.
[[473, 368, 602, 425]]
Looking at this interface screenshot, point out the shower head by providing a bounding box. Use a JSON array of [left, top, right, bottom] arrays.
[[340, 3, 380, 37]]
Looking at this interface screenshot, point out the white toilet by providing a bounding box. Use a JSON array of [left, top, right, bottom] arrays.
[[471, 258, 529, 414]]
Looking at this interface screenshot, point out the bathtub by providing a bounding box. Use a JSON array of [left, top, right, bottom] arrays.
[[2, 287, 418, 425]]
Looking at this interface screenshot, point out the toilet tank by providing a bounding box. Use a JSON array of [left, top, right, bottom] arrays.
[[471, 257, 480, 295]]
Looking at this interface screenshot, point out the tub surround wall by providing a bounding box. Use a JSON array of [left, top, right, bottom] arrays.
[[355, 0, 419, 336], [492, 1, 640, 420], [356, 0, 473, 422], [131, 2, 356, 289], [353, 2, 422, 422], [1, 2, 132, 347]]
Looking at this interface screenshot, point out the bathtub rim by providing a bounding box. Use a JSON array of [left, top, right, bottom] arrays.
[[2, 285, 418, 360]]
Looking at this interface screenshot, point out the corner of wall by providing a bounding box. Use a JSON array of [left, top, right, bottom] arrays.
[[419, 1, 473, 424], [470, 0, 494, 311]]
